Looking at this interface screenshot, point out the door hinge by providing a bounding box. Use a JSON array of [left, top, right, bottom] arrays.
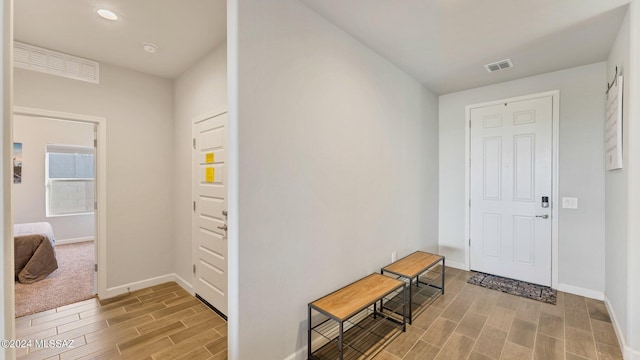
[[94, 264, 98, 272], [469, 199, 471, 207], [193, 138, 196, 149], [94, 201, 97, 210], [94, 139, 97, 147], [192, 264, 196, 274], [193, 201, 196, 212], [469, 239, 471, 247]]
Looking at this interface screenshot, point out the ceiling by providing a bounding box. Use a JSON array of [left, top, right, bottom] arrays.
[[302, 0, 630, 94], [14, 0, 226, 79], [14, 1, 630, 92]]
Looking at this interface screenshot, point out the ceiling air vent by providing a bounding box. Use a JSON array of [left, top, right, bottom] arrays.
[[485, 59, 513, 73], [13, 42, 100, 84]]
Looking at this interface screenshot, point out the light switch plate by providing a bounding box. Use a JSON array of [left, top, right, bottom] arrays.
[[562, 197, 578, 209]]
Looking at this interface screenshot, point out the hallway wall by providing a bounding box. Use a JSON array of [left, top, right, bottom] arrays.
[[14, 64, 175, 290]]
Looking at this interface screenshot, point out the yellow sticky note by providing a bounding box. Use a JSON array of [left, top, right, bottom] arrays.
[[205, 153, 215, 164], [205, 167, 215, 183]]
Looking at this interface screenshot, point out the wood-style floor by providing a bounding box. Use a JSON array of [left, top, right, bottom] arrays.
[[15, 282, 227, 360], [16, 267, 623, 360], [372, 267, 623, 360]]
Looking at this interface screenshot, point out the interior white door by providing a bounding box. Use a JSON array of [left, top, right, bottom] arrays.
[[193, 111, 228, 315], [470, 96, 552, 286]]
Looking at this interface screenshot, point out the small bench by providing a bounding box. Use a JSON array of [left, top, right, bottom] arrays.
[[308, 273, 406, 360], [381, 251, 445, 324]]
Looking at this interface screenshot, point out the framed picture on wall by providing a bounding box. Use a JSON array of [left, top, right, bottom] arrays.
[[13, 142, 23, 184]]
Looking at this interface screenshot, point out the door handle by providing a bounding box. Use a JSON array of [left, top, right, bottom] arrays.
[[535, 214, 549, 219], [217, 224, 228, 231]]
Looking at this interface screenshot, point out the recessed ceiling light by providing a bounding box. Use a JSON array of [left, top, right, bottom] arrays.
[[97, 9, 118, 21], [142, 43, 158, 54]]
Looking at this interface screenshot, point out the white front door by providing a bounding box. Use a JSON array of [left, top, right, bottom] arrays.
[[470, 96, 553, 286], [193, 111, 228, 315]]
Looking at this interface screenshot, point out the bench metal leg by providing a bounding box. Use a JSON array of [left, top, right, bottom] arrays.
[[307, 306, 312, 360], [408, 277, 413, 325], [402, 284, 407, 331], [379, 269, 384, 317], [442, 257, 446, 295], [338, 321, 344, 360], [374, 301, 377, 319]]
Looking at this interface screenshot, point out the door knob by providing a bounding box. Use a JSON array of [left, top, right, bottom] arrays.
[[217, 224, 228, 231], [535, 214, 549, 219]]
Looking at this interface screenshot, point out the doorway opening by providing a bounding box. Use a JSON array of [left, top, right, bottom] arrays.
[[12, 107, 107, 319]]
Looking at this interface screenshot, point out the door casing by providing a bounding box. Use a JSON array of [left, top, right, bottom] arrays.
[[464, 90, 560, 289]]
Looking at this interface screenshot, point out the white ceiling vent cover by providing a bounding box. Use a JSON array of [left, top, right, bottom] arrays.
[[484, 59, 514, 73], [13, 42, 99, 84]]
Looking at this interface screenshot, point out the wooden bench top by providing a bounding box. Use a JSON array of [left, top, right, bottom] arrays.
[[310, 273, 404, 321], [382, 251, 443, 279]]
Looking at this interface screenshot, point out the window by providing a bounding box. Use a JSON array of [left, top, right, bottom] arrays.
[[46, 145, 95, 216]]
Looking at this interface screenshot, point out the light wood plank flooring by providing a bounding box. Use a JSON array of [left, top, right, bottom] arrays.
[[16, 268, 623, 360], [15, 282, 227, 360], [372, 267, 623, 360]]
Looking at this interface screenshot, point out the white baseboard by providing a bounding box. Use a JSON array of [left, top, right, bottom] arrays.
[[283, 348, 306, 360], [604, 296, 624, 348], [56, 236, 94, 245], [174, 273, 194, 295], [444, 259, 467, 271], [604, 296, 640, 360], [626, 346, 640, 360], [102, 273, 194, 299], [556, 283, 604, 300]]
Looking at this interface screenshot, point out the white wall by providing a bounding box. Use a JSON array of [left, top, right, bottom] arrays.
[[1, 0, 13, 357], [439, 62, 607, 295], [626, 0, 640, 355], [13, 64, 175, 289], [173, 43, 227, 288], [12, 115, 94, 242], [605, 6, 631, 354], [235, 1, 439, 358]]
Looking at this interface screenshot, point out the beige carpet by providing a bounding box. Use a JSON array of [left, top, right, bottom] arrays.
[[15, 241, 95, 318]]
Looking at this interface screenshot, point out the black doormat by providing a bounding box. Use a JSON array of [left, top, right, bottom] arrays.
[[467, 272, 557, 305]]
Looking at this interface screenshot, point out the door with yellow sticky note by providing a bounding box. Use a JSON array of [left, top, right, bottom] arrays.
[[192, 110, 228, 316]]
